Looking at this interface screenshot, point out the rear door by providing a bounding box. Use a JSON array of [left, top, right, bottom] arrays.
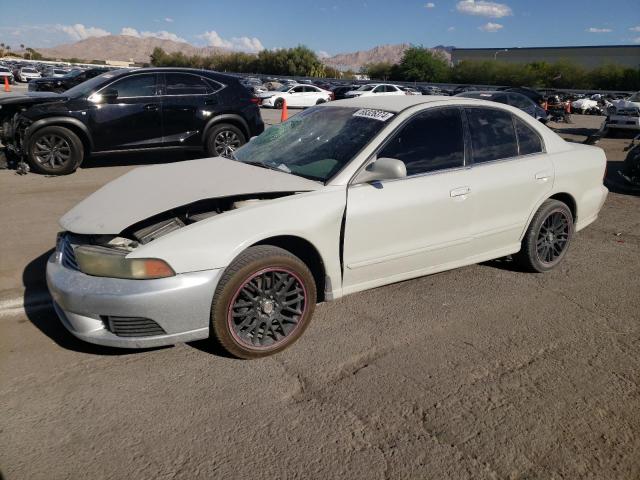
[[463, 107, 553, 257], [286, 85, 306, 107], [342, 107, 473, 293], [88, 72, 163, 151], [160, 72, 220, 146]]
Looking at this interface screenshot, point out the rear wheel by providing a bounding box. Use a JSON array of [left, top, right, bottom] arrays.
[[27, 126, 84, 175], [210, 245, 317, 359], [205, 124, 246, 158], [515, 199, 574, 272]]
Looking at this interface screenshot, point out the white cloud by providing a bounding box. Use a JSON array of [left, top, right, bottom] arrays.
[[56, 23, 110, 41], [164, 17, 174, 23], [632, 37, 640, 43], [120, 27, 186, 43], [628, 25, 640, 32], [447, 26, 456, 31], [586, 27, 612, 33], [198, 30, 264, 53], [479, 22, 503, 32], [456, 0, 512, 18], [317, 50, 331, 59], [425, 2, 436, 8]]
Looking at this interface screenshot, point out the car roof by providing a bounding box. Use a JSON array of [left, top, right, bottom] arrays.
[[325, 95, 454, 112]]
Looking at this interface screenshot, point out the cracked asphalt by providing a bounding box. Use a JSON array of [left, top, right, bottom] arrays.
[[1, 112, 639, 479]]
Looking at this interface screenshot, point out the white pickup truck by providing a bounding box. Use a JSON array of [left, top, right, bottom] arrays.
[[606, 92, 640, 132]]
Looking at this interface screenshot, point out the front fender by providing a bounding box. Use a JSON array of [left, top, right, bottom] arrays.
[[129, 186, 347, 298], [24, 117, 93, 150]]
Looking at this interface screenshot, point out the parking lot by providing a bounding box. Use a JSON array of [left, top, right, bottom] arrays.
[[1, 106, 639, 479]]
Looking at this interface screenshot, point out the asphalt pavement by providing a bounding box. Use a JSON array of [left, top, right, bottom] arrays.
[[0, 109, 639, 480]]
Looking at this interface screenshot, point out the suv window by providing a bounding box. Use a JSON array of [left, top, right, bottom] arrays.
[[110, 74, 157, 97], [379, 108, 465, 176], [514, 117, 543, 155], [165, 73, 211, 95], [509, 93, 532, 109], [466, 108, 518, 163]]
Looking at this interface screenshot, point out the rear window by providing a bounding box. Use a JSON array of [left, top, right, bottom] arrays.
[[466, 108, 518, 163], [165, 73, 211, 95], [514, 117, 543, 155]]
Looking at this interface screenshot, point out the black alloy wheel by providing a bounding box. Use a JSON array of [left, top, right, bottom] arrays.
[[27, 125, 84, 175]]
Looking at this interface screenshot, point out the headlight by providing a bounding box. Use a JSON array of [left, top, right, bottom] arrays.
[[75, 245, 175, 280]]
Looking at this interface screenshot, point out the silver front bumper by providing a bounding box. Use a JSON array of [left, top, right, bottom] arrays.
[[46, 253, 221, 348]]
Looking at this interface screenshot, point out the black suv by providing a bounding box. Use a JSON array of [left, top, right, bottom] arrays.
[[0, 68, 264, 174], [28, 68, 112, 93]]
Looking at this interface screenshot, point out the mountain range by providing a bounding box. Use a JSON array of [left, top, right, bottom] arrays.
[[34, 35, 454, 71]]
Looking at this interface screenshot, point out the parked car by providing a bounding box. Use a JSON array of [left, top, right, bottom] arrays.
[[28, 68, 111, 93], [456, 90, 548, 123], [0, 68, 264, 175], [330, 85, 359, 100], [401, 86, 422, 96], [15, 67, 42, 82], [259, 84, 332, 108], [499, 86, 544, 105], [417, 85, 443, 95], [42, 67, 70, 78], [46, 96, 608, 358], [344, 84, 405, 98], [606, 92, 640, 133], [620, 134, 640, 187], [0, 66, 15, 84]]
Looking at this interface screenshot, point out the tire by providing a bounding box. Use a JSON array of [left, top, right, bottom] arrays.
[[515, 199, 574, 273], [315, 98, 326, 105], [27, 125, 84, 175], [205, 123, 246, 158], [274, 98, 284, 109], [210, 245, 317, 359]]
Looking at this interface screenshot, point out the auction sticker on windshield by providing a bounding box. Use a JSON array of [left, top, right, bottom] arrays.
[[353, 109, 394, 122]]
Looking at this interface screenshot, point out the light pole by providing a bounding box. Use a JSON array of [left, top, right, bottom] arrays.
[[493, 49, 508, 60]]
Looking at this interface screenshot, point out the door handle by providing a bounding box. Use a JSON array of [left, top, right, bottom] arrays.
[[535, 170, 552, 181], [450, 186, 471, 197], [144, 104, 159, 111]]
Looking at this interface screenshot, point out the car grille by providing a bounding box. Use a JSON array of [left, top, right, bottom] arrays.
[[104, 316, 167, 337], [616, 108, 639, 117], [60, 236, 80, 271]]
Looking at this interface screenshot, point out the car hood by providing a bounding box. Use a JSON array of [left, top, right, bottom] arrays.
[[612, 99, 640, 109], [0, 91, 67, 107], [60, 157, 322, 235]]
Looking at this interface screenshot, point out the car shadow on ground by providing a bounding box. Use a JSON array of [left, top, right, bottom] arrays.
[[22, 249, 170, 356]]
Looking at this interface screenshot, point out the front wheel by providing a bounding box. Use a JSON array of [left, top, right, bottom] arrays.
[[515, 199, 574, 272], [210, 245, 317, 359], [273, 98, 284, 109], [27, 125, 84, 175]]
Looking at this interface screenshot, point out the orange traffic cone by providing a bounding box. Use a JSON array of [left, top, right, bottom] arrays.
[[280, 99, 288, 122], [3, 76, 10, 92], [565, 101, 571, 114]]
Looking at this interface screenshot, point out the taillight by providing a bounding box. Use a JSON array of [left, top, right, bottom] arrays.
[[249, 97, 260, 104]]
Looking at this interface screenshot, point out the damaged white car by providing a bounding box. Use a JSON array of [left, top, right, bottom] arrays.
[[47, 96, 609, 358]]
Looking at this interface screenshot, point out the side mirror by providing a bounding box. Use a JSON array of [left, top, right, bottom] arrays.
[[354, 157, 407, 184], [90, 88, 118, 103]]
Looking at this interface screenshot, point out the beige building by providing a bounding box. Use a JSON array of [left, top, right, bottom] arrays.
[[451, 45, 640, 69]]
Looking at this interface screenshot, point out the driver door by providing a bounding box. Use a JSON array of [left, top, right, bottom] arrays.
[[342, 107, 473, 293], [88, 73, 163, 151]]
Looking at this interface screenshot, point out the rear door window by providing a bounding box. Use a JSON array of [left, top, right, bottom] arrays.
[[466, 108, 518, 163], [378, 108, 465, 176], [514, 117, 544, 155], [165, 73, 211, 95]]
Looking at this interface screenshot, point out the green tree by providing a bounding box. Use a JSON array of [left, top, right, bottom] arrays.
[[362, 62, 394, 80], [394, 46, 450, 82]]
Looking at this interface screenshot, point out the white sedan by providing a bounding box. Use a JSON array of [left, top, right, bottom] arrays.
[[259, 84, 332, 108], [47, 96, 608, 358], [345, 83, 406, 98]]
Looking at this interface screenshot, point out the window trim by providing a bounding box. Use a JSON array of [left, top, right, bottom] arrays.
[[349, 105, 470, 185], [462, 105, 546, 168]]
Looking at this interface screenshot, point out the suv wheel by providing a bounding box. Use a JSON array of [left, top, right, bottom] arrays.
[[205, 124, 246, 158], [27, 126, 84, 175]]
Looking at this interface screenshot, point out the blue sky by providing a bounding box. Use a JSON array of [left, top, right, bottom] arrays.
[[1, 0, 639, 56]]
